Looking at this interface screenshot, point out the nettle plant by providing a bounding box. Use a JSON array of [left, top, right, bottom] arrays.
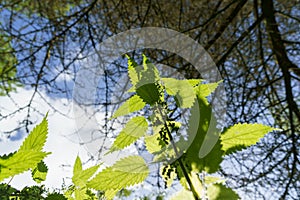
[[85, 55, 279, 199], [0, 55, 279, 200]]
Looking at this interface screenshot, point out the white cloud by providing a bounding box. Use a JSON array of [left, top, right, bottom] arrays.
[[0, 88, 96, 190]]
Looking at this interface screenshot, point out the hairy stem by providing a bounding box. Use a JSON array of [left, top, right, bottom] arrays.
[[157, 106, 200, 200]]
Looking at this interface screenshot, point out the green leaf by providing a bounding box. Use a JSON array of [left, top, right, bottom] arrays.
[[110, 116, 148, 151], [170, 189, 194, 200], [105, 189, 119, 200], [220, 123, 280, 155], [184, 96, 223, 173], [19, 116, 48, 152], [204, 176, 225, 186], [145, 132, 163, 154], [73, 157, 99, 185], [136, 83, 162, 105], [192, 80, 223, 113], [135, 56, 162, 105], [190, 171, 203, 197], [112, 95, 146, 118], [46, 192, 68, 200], [195, 81, 222, 98], [31, 160, 48, 183], [72, 158, 100, 187], [145, 121, 179, 155], [0, 183, 18, 198], [73, 156, 82, 175], [162, 78, 196, 108], [0, 152, 16, 160], [64, 185, 75, 200], [207, 183, 239, 200], [142, 54, 155, 72], [125, 54, 146, 90], [87, 155, 149, 193], [126, 86, 136, 93], [126, 54, 140, 87], [188, 79, 203, 87], [0, 150, 50, 181], [68, 156, 100, 199], [117, 188, 132, 198], [0, 116, 50, 182], [160, 164, 177, 188], [75, 188, 89, 200]]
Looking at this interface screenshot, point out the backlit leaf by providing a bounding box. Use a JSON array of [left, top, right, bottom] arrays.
[[112, 95, 146, 118], [73, 156, 82, 175], [170, 189, 194, 200], [110, 116, 148, 151], [126, 54, 140, 86], [135, 56, 162, 105], [220, 123, 280, 155], [0, 151, 50, 181], [162, 78, 196, 108], [145, 133, 162, 154], [184, 96, 223, 173], [207, 183, 239, 200], [194, 81, 222, 105], [136, 83, 161, 105], [31, 160, 48, 183], [87, 156, 149, 194], [72, 156, 100, 188], [0, 116, 50, 181], [19, 116, 48, 152]]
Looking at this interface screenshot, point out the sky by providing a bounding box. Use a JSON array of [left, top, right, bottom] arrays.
[[0, 87, 94, 190]]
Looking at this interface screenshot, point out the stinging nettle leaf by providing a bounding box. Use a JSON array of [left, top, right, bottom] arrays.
[[0, 152, 16, 160], [87, 155, 149, 193], [207, 183, 239, 200], [31, 160, 48, 183], [162, 78, 196, 108], [0, 150, 50, 181], [136, 83, 161, 105], [73, 156, 82, 175], [105, 189, 119, 200], [19, 116, 48, 152], [220, 123, 280, 155], [204, 176, 225, 186], [72, 156, 100, 188], [73, 165, 100, 187], [160, 164, 177, 188], [170, 189, 195, 200], [0, 116, 50, 182], [184, 96, 223, 173], [145, 132, 163, 154], [145, 121, 180, 156], [110, 116, 148, 151], [140, 55, 160, 83], [194, 80, 222, 103], [75, 188, 89, 200], [126, 54, 140, 87], [135, 55, 162, 105], [188, 79, 203, 87], [112, 95, 146, 118]]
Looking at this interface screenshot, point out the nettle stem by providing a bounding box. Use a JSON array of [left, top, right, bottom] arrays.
[[157, 107, 200, 200]]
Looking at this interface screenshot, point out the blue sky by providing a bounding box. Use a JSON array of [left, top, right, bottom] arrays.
[[0, 87, 93, 190]]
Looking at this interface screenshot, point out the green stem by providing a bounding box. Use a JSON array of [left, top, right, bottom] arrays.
[[157, 106, 200, 200]]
